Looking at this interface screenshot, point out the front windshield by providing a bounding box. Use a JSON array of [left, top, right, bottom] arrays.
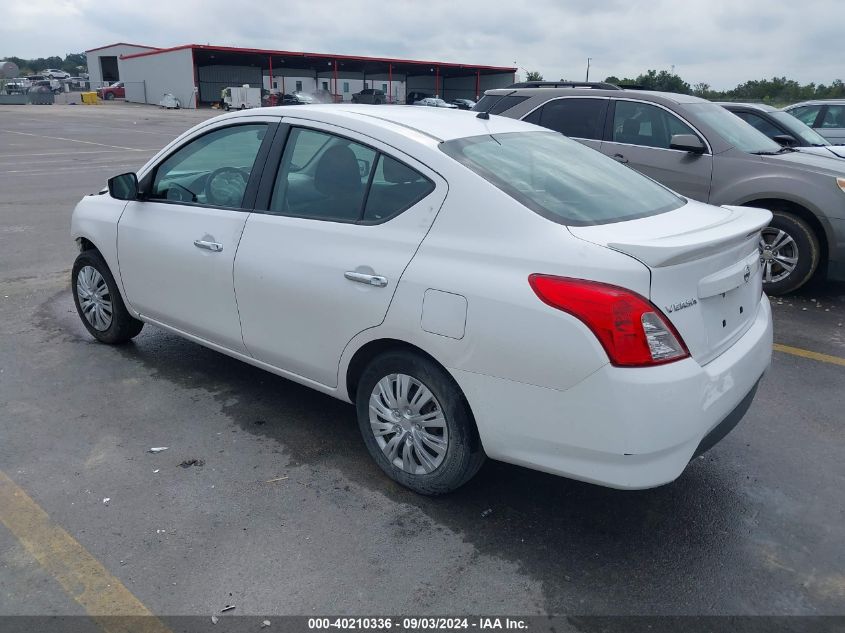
[[440, 131, 685, 226], [687, 103, 783, 153], [771, 111, 829, 146]]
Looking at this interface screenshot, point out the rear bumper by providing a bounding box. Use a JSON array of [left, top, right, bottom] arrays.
[[452, 296, 773, 489]]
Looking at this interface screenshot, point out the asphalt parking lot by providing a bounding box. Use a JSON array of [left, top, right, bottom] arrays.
[[0, 103, 843, 620]]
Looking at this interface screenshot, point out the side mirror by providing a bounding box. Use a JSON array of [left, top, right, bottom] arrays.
[[773, 134, 798, 147], [107, 172, 139, 200], [670, 134, 706, 154]]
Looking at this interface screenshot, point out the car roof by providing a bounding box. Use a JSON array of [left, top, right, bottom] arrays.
[[716, 102, 779, 113], [786, 99, 845, 107], [234, 104, 534, 142], [482, 87, 710, 106]]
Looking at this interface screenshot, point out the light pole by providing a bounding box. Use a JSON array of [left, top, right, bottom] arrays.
[[585, 58, 592, 82]]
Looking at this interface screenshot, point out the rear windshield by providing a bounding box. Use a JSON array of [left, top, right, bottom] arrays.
[[440, 131, 684, 226], [472, 95, 530, 115]]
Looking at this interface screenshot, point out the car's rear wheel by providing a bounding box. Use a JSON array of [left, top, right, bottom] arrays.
[[759, 211, 820, 295], [72, 250, 143, 344], [356, 351, 485, 495]]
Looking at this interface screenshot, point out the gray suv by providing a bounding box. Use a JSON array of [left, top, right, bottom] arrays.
[[479, 85, 845, 294]]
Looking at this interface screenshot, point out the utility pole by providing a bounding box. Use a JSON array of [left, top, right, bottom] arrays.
[[585, 58, 592, 82]]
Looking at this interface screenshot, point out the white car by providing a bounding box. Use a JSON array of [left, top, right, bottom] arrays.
[[414, 97, 458, 109], [70, 105, 773, 494], [43, 68, 70, 80]]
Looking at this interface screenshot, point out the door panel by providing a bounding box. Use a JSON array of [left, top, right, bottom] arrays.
[[117, 121, 276, 353], [234, 125, 447, 387], [601, 100, 713, 202], [118, 204, 249, 352]]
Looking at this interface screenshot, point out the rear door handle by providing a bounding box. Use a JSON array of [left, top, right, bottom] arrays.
[[194, 239, 223, 252], [612, 153, 629, 164], [344, 271, 388, 287]]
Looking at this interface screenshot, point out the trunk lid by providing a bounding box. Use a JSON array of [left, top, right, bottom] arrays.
[[568, 201, 771, 365]]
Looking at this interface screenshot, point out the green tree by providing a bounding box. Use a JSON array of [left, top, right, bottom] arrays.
[[525, 71, 543, 81]]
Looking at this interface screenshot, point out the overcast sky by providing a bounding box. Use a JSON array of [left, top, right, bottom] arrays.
[[1, 0, 840, 89]]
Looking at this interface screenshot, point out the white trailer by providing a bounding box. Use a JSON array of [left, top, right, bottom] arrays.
[[223, 84, 261, 110]]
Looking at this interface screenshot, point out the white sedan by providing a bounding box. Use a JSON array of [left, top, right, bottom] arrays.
[[70, 105, 773, 494]]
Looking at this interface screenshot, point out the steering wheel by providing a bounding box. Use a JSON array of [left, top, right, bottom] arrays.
[[204, 167, 249, 207]]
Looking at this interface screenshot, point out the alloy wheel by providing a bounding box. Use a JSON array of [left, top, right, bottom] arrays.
[[76, 265, 113, 331], [759, 227, 799, 284], [368, 373, 449, 475]]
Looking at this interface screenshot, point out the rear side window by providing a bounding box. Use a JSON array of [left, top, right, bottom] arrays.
[[820, 105, 845, 128], [362, 156, 435, 223], [529, 98, 608, 140], [473, 94, 529, 115], [440, 131, 684, 227], [269, 127, 433, 224]]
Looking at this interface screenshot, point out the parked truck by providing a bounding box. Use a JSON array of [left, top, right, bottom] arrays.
[[223, 85, 261, 110]]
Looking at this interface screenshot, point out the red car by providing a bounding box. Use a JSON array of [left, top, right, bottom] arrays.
[[97, 82, 125, 100]]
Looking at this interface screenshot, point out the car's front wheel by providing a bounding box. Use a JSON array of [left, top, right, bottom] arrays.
[[759, 211, 820, 295], [356, 350, 485, 495], [104, 92, 115, 100], [72, 250, 143, 344]]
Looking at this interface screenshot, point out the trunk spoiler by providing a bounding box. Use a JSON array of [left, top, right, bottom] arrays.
[[606, 206, 772, 268]]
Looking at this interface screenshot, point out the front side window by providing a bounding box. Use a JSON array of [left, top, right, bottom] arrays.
[[440, 131, 684, 227], [530, 98, 607, 140], [150, 124, 267, 208], [612, 101, 697, 149]]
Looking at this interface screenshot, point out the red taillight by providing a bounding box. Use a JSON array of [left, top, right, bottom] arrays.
[[528, 274, 690, 367]]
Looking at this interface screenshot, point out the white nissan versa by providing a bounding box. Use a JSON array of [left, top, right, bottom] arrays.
[[71, 105, 773, 494]]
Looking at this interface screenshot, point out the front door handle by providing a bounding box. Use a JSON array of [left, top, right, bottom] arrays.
[[194, 239, 223, 252], [612, 153, 629, 164], [345, 271, 388, 287]]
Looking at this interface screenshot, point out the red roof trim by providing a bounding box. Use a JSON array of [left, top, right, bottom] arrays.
[[86, 42, 160, 53], [120, 43, 516, 72]]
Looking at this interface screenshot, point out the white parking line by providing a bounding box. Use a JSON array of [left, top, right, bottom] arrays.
[[0, 130, 151, 151], [0, 163, 146, 177], [0, 150, 159, 158]]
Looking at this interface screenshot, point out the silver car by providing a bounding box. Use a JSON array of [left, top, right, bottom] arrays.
[[784, 100, 845, 145], [718, 102, 845, 161], [481, 86, 845, 294]]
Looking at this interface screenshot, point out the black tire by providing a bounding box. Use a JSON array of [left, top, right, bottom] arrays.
[[759, 210, 820, 295], [72, 250, 143, 344], [104, 92, 115, 100], [356, 350, 485, 495]]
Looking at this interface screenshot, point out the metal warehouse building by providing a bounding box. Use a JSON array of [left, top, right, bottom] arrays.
[[85, 42, 516, 108]]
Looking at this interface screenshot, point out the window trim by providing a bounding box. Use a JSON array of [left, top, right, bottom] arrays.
[[519, 95, 611, 141], [252, 122, 436, 226], [140, 120, 279, 213], [605, 98, 713, 155]]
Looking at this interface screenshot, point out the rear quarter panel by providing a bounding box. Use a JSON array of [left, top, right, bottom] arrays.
[[339, 167, 652, 398]]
